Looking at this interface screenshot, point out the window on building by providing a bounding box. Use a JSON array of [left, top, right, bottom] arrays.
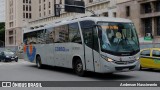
[[39, 6, 41, 11], [156, 1, 160, 12], [29, 5, 31, 11], [26, 0, 28, 3], [157, 17, 160, 36], [26, 5, 28, 11], [9, 37, 14, 44], [44, 0, 45, 2], [143, 3, 152, 13], [29, 13, 32, 19], [26, 13, 28, 18], [44, 4, 46, 10], [144, 18, 152, 36], [39, 0, 41, 3], [103, 12, 108, 17], [39, 13, 41, 17], [23, 5, 25, 11], [23, 13, 25, 18], [23, 0, 25, 3], [44, 12, 46, 16], [49, 10, 51, 14], [49, 2, 51, 8], [89, 0, 93, 3], [29, 0, 31, 4], [69, 22, 82, 43], [126, 6, 130, 17], [113, 12, 116, 17]]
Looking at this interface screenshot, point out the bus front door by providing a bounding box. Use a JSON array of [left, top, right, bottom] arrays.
[[81, 21, 100, 72]]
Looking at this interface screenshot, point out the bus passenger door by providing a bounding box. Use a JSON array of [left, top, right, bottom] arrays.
[[80, 21, 100, 72]]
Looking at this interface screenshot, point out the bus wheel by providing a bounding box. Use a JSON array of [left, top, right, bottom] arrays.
[[74, 59, 85, 77], [36, 56, 43, 69]]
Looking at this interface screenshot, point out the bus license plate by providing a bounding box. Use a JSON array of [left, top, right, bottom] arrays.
[[123, 68, 129, 71]]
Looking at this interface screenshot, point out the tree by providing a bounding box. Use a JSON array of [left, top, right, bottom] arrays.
[[0, 22, 5, 47]]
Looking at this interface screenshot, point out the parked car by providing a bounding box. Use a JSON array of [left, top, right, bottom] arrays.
[[140, 48, 160, 70], [0, 51, 18, 62]]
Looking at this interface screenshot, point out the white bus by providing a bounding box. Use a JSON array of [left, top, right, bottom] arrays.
[[23, 17, 140, 76]]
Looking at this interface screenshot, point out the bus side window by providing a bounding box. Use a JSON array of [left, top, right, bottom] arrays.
[[54, 25, 69, 43], [69, 22, 82, 44]]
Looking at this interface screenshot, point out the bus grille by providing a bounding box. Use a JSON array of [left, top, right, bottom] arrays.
[[114, 60, 136, 65]]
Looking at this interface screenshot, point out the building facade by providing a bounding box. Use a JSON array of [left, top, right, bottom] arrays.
[[5, 0, 117, 48], [5, 0, 38, 48], [0, 0, 5, 22], [29, 0, 117, 28], [117, 0, 160, 44]]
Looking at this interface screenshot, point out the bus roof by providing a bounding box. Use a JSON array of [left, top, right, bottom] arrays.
[[24, 17, 133, 34]]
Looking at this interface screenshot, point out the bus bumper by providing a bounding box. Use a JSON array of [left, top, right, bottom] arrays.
[[100, 60, 140, 73]]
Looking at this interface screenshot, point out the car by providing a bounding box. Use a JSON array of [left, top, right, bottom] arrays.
[[140, 48, 160, 70], [0, 50, 18, 62]]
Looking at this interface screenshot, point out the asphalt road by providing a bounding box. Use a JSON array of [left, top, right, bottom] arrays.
[[0, 59, 160, 81]]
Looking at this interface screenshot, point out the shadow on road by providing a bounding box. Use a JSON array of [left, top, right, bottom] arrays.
[[140, 68, 160, 73], [28, 65, 135, 80]]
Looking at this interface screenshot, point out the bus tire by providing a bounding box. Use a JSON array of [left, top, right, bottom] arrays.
[[73, 58, 85, 77], [36, 55, 43, 69]]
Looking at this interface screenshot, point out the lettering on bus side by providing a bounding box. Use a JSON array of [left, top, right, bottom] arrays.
[[55, 47, 69, 52]]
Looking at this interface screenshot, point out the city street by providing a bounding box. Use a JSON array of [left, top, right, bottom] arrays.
[[0, 59, 160, 81]]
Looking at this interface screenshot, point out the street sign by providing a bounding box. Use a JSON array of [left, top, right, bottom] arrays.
[[144, 36, 153, 41]]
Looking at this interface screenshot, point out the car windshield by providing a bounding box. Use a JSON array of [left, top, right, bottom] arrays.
[[4, 51, 14, 56], [98, 22, 140, 55]]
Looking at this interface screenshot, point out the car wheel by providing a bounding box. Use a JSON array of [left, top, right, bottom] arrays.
[[3, 59, 6, 62], [140, 65, 143, 70], [74, 59, 85, 77], [36, 56, 43, 69]]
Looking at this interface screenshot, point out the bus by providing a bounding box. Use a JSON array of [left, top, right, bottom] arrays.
[[23, 17, 140, 76]]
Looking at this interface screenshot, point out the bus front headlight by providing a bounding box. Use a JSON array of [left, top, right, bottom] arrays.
[[101, 55, 114, 62], [136, 57, 140, 60], [107, 58, 113, 62]]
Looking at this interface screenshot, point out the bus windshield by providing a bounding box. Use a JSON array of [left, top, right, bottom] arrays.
[[98, 22, 140, 56]]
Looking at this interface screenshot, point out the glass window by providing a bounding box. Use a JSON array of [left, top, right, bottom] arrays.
[[44, 28, 55, 44], [29, 13, 32, 19], [157, 17, 160, 36], [26, 5, 28, 11], [69, 22, 82, 43], [24, 30, 44, 44], [126, 6, 130, 17], [23, 5, 25, 11], [152, 50, 160, 57], [80, 21, 99, 51], [98, 22, 139, 55], [156, 1, 160, 12], [144, 18, 152, 36], [29, 5, 31, 11], [54, 25, 69, 43], [141, 50, 150, 56]]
